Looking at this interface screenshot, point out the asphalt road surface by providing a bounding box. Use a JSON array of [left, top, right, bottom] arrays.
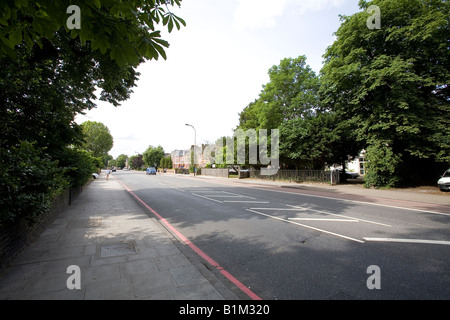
[[113, 171, 450, 300]]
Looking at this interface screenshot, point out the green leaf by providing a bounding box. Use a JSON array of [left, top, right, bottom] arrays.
[[145, 42, 159, 60], [152, 41, 167, 60], [35, 10, 49, 18], [174, 14, 186, 27], [9, 29, 22, 46], [93, 0, 101, 9], [168, 18, 174, 33], [1, 36, 14, 49]]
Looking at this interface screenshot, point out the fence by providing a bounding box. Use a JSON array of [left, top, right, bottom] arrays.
[[201, 168, 229, 178], [250, 169, 339, 183]]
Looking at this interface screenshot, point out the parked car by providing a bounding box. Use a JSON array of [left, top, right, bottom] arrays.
[[338, 169, 360, 179], [437, 169, 450, 192], [146, 167, 157, 175], [92, 173, 99, 179]]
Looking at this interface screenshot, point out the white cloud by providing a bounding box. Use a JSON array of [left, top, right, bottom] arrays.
[[233, 0, 347, 30], [233, 0, 290, 30], [292, 0, 348, 14]]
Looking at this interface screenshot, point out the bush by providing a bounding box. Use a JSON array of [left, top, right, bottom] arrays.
[[57, 148, 100, 187], [0, 142, 102, 226], [0, 141, 69, 226], [364, 141, 401, 189]]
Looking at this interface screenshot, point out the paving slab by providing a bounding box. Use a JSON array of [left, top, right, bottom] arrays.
[[0, 176, 236, 300]]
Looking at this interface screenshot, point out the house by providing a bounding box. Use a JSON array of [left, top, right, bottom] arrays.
[[171, 149, 190, 169], [347, 150, 367, 175], [171, 145, 211, 170]]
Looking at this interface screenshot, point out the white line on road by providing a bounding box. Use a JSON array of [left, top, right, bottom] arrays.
[[192, 193, 223, 203], [221, 191, 256, 198], [244, 186, 450, 216], [224, 201, 270, 203], [246, 209, 365, 243], [286, 205, 392, 227], [288, 218, 359, 222], [207, 195, 255, 198], [363, 237, 450, 246]]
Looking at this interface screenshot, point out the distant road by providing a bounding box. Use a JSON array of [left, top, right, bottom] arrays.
[[114, 171, 450, 299]]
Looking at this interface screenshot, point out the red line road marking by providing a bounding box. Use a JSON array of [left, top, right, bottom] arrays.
[[114, 177, 262, 300]]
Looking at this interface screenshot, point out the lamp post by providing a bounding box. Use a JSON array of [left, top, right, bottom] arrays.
[[185, 123, 196, 176]]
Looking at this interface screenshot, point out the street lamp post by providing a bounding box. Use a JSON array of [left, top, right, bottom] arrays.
[[185, 123, 196, 176]]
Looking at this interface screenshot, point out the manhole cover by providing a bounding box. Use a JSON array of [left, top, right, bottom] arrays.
[[66, 218, 102, 230], [100, 242, 137, 258]]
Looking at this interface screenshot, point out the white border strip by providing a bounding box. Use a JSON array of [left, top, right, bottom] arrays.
[[288, 218, 359, 222], [363, 237, 450, 246]]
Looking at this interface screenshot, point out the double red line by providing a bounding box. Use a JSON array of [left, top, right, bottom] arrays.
[[114, 176, 262, 300]]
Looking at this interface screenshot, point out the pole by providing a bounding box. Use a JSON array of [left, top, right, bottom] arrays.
[[185, 124, 196, 177]]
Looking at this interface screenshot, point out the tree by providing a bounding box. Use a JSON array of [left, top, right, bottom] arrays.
[[130, 154, 145, 170], [241, 56, 320, 130], [81, 121, 113, 158], [143, 145, 165, 168], [160, 156, 173, 169], [320, 0, 449, 187], [0, 0, 186, 66], [102, 154, 113, 167], [115, 154, 128, 168], [280, 113, 362, 170], [237, 55, 361, 170], [0, 1, 185, 224]]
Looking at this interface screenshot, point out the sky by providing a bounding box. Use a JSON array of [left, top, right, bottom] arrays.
[[75, 0, 362, 159]]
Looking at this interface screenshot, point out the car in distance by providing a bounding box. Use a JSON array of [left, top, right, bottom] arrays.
[[146, 167, 157, 175], [92, 173, 99, 179], [437, 169, 450, 192]]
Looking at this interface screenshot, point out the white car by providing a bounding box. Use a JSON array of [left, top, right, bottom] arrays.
[[92, 173, 99, 179], [437, 170, 450, 192]]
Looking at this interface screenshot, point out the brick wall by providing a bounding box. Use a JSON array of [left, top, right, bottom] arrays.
[[0, 183, 87, 272]]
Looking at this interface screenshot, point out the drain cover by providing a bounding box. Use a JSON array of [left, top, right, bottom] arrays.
[[100, 242, 137, 258]]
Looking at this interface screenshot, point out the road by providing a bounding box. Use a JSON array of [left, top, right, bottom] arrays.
[[113, 171, 450, 300]]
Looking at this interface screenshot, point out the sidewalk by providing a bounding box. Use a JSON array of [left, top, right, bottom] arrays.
[[0, 176, 237, 300]]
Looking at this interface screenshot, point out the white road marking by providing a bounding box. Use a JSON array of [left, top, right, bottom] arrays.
[[250, 205, 391, 227], [246, 209, 365, 243], [243, 185, 450, 216], [224, 201, 270, 203], [288, 218, 359, 222], [363, 237, 450, 246], [286, 205, 392, 227], [207, 195, 256, 198], [192, 193, 223, 203]]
